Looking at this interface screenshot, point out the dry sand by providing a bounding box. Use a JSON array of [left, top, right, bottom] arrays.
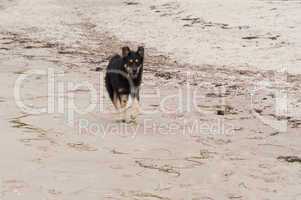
[[0, 0, 301, 200]]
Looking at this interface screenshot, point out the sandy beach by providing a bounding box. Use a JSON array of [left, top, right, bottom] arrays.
[[0, 0, 301, 199]]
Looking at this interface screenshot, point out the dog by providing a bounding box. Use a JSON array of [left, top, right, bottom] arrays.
[[105, 46, 144, 121]]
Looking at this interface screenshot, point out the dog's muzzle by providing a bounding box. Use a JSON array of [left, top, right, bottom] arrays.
[[132, 69, 138, 77], [131, 67, 141, 78]]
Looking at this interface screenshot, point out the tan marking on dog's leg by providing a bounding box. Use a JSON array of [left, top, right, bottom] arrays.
[[119, 94, 129, 122], [119, 95, 129, 109], [113, 91, 121, 110]]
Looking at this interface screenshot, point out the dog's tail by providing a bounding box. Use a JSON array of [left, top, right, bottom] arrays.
[[105, 74, 114, 103]]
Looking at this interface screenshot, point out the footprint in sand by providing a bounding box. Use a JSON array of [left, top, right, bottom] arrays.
[[67, 142, 98, 152]]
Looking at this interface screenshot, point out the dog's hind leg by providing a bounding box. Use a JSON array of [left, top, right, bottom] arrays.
[[113, 91, 121, 110], [119, 94, 129, 109], [113, 92, 129, 122]]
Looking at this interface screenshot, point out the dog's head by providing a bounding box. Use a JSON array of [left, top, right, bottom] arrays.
[[122, 46, 144, 79]]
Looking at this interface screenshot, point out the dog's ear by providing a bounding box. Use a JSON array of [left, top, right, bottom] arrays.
[[137, 46, 144, 58], [122, 46, 130, 57]]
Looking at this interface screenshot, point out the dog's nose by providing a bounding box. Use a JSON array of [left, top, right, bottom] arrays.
[[133, 69, 137, 74]]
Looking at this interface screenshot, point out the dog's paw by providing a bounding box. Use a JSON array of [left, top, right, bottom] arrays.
[[116, 119, 127, 123], [127, 107, 139, 121], [127, 117, 138, 125], [116, 117, 137, 124], [131, 101, 141, 116]]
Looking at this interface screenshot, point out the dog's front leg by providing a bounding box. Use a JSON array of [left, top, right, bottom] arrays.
[[119, 94, 130, 122], [113, 91, 125, 122], [131, 97, 140, 116], [130, 88, 140, 120]]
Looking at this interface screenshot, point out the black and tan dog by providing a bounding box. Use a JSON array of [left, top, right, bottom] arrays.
[[105, 46, 144, 121]]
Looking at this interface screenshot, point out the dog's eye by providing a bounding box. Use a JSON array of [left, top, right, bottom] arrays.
[[135, 59, 139, 63], [129, 59, 133, 63]]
